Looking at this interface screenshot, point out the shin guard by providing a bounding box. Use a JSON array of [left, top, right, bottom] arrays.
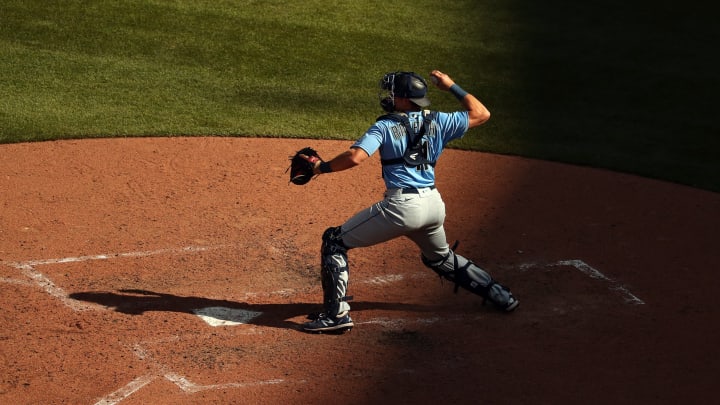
[[321, 227, 353, 317], [422, 244, 517, 310]]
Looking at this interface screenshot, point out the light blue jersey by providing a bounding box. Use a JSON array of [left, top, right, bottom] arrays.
[[352, 110, 469, 189]]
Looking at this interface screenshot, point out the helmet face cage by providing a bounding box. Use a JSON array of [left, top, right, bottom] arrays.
[[378, 72, 397, 112]]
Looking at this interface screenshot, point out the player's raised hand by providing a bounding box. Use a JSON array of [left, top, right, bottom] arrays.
[[429, 70, 455, 91]]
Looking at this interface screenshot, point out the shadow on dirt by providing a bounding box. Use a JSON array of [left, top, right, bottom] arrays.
[[69, 289, 437, 331]]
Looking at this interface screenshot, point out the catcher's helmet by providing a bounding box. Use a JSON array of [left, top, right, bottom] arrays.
[[379, 71, 430, 112]]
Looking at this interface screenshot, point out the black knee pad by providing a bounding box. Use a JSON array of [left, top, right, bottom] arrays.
[[322, 226, 347, 257]]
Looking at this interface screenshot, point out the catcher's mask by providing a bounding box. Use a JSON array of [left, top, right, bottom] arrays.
[[378, 71, 431, 113]]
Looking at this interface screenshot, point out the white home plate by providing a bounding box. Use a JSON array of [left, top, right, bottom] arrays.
[[192, 307, 262, 326]]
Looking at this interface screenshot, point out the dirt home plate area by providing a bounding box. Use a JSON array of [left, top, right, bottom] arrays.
[[1, 137, 719, 404]]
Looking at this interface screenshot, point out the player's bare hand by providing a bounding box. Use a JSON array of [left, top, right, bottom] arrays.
[[429, 70, 455, 91]]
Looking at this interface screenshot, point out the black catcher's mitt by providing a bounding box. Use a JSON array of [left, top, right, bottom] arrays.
[[288, 147, 321, 185]]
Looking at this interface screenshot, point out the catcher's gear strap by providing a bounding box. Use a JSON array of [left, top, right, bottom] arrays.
[[378, 111, 437, 169], [321, 227, 353, 317]]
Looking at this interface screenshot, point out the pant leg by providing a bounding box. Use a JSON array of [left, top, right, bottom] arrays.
[[340, 198, 409, 249], [405, 190, 450, 261], [343, 189, 450, 254], [332, 190, 450, 316]]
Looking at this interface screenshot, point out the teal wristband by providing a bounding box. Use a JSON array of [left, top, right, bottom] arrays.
[[449, 84, 469, 100], [319, 161, 333, 173]]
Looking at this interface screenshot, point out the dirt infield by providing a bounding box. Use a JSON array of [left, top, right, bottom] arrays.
[[1, 137, 719, 404]]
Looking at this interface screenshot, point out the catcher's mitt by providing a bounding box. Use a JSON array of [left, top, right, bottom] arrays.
[[288, 147, 321, 185]]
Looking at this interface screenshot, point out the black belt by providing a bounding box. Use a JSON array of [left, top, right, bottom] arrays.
[[401, 186, 436, 194]]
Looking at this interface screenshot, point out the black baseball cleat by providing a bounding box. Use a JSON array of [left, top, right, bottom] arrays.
[[502, 296, 520, 312], [302, 312, 354, 334], [484, 282, 519, 312]]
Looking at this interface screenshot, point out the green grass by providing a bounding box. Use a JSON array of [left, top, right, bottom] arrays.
[[1, 0, 718, 191]]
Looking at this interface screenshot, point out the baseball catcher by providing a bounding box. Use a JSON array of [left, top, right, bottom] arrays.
[[297, 70, 518, 333]]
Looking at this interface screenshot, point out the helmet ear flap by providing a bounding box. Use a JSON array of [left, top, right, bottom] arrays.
[[380, 96, 395, 112]]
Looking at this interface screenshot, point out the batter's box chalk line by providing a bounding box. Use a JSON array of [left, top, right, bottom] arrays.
[[0, 244, 228, 312], [519, 259, 645, 305], [94, 373, 286, 405], [94, 338, 288, 405]]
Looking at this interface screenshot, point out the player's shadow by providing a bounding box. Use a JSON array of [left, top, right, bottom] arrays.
[[69, 289, 437, 331]]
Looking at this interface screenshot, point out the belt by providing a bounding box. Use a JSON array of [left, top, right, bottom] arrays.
[[401, 185, 436, 194]]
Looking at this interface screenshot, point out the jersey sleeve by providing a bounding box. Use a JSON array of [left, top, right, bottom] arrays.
[[435, 111, 470, 146], [352, 123, 384, 156]]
